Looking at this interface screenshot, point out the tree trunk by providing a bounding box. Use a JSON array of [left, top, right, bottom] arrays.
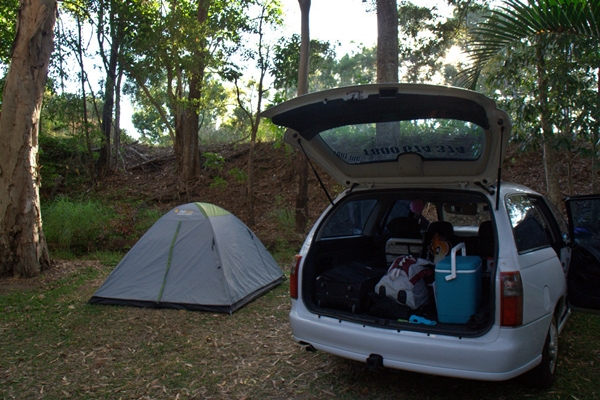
[[98, 35, 120, 177], [295, 0, 311, 234], [376, 0, 398, 83], [0, 0, 55, 277], [76, 15, 95, 181], [594, 66, 600, 193], [536, 43, 561, 206], [375, 0, 399, 148], [181, 0, 210, 184], [114, 68, 123, 169], [246, 5, 269, 227]]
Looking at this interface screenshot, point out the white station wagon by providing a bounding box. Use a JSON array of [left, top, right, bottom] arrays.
[[262, 83, 600, 388]]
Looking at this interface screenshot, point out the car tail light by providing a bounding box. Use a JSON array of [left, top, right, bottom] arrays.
[[290, 255, 301, 299], [500, 271, 523, 327]]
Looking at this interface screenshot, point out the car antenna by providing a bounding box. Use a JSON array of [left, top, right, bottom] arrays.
[[495, 121, 504, 211], [298, 138, 334, 206]]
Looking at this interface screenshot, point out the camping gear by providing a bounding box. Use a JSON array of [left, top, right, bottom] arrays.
[[89, 202, 284, 314], [434, 243, 482, 323], [375, 255, 434, 310], [315, 262, 385, 313]]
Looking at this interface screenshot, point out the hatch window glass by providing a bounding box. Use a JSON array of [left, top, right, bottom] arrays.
[[322, 199, 377, 238], [319, 119, 485, 165], [506, 195, 551, 253]]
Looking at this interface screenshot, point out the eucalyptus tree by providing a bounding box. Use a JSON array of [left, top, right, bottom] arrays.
[[0, 0, 56, 277], [375, 0, 398, 83], [271, 34, 337, 100], [123, 0, 254, 184], [295, 0, 311, 233], [230, 0, 283, 226], [461, 0, 600, 205], [397, 1, 460, 83], [55, 2, 99, 180]]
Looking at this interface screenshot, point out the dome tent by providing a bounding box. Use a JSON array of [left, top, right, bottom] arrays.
[[89, 202, 284, 314]]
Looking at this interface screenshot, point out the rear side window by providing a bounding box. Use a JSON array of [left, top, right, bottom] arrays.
[[322, 199, 377, 238], [506, 195, 551, 253]]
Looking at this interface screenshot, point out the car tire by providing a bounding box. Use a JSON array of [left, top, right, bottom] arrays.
[[523, 316, 558, 389]]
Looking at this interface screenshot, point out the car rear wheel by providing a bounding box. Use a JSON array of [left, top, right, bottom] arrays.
[[523, 316, 558, 389]]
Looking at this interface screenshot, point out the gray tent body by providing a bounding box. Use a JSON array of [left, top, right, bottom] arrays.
[[89, 202, 284, 314]]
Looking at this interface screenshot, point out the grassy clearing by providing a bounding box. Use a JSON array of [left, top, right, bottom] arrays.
[[1, 259, 599, 399]]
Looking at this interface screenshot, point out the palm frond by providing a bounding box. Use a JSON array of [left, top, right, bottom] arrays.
[[458, 0, 599, 88]]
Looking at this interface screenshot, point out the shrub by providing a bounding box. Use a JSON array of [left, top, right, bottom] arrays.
[[202, 152, 225, 172], [209, 176, 227, 190], [228, 167, 247, 183], [43, 196, 110, 253]]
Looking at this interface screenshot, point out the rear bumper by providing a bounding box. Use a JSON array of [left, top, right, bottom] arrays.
[[290, 304, 549, 381]]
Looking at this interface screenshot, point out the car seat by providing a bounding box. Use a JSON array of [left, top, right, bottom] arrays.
[[478, 220, 495, 258]]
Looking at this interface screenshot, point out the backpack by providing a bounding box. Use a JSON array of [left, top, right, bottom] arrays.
[[375, 255, 434, 310]]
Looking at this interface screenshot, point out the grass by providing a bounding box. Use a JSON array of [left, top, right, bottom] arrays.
[[1, 257, 599, 399], [42, 196, 111, 251]]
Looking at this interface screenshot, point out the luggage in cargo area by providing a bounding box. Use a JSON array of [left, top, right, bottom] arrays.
[[435, 243, 482, 324], [315, 262, 385, 313]]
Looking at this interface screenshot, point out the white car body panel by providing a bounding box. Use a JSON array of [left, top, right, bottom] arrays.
[[263, 84, 600, 385]]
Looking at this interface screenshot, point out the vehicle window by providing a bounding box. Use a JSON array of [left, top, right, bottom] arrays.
[[386, 199, 412, 221], [319, 119, 485, 165], [506, 195, 551, 253], [568, 197, 600, 245], [383, 199, 432, 235], [442, 202, 490, 227], [322, 199, 377, 238]]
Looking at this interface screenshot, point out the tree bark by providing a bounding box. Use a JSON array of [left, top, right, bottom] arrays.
[[114, 68, 123, 169], [76, 15, 95, 181], [181, 0, 210, 184], [375, 0, 399, 148], [0, 0, 55, 277], [245, 5, 269, 227], [536, 43, 561, 206], [295, 0, 311, 234], [376, 0, 398, 83], [98, 34, 120, 177]]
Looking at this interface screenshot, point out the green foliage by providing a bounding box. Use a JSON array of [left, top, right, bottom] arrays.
[[38, 131, 94, 194], [209, 176, 227, 190], [271, 34, 338, 98], [336, 46, 377, 86], [90, 251, 124, 267], [397, 1, 463, 83], [202, 152, 225, 172], [133, 206, 162, 234], [228, 167, 247, 183], [0, 0, 17, 66], [42, 197, 111, 253]]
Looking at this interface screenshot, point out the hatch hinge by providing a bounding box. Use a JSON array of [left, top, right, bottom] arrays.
[[475, 181, 496, 195]]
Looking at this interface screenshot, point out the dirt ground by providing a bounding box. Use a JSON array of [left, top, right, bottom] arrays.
[[2, 142, 599, 399]]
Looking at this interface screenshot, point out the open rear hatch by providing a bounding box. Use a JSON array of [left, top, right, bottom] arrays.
[[262, 84, 511, 191]]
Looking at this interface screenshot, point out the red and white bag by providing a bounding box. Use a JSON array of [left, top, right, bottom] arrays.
[[375, 255, 434, 310]]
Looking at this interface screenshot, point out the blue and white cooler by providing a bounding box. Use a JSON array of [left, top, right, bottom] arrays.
[[434, 243, 482, 324]]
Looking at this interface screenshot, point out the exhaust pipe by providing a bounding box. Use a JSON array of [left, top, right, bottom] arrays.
[[366, 354, 384, 371]]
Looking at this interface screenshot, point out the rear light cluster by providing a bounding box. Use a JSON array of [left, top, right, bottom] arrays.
[[500, 271, 523, 326], [290, 255, 302, 299]]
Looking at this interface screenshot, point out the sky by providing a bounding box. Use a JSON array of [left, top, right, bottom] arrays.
[[279, 0, 378, 55]]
